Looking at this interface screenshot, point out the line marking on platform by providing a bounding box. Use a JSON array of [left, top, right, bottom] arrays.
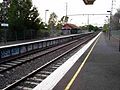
[[64, 35, 100, 90], [33, 32, 102, 90]]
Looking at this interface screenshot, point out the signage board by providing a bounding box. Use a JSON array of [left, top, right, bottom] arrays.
[[1, 23, 9, 27], [83, 0, 95, 5]]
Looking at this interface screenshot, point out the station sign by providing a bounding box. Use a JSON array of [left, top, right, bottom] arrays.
[[1, 23, 9, 27]]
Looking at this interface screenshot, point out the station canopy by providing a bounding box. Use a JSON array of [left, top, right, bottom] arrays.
[[83, 0, 96, 5]]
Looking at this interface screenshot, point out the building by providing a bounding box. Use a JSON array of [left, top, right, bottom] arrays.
[[62, 23, 81, 35]]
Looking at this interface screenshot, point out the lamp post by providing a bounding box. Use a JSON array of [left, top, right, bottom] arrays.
[[45, 9, 49, 24], [106, 16, 109, 36], [107, 0, 114, 40], [107, 11, 111, 40], [119, 19, 120, 52], [87, 14, 89, 32]]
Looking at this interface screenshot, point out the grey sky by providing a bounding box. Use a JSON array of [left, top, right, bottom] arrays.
[[0, 0, 119, 26], [32, 0, 119, 26]]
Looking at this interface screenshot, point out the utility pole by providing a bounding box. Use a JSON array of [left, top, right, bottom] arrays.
[[107, 0, 114, 40], [109, 0, 113, 40], [118, 19, 120, 52], [66, 2, 68, 17], [87, 14, 89, 32], [65, 2, 68, 23]]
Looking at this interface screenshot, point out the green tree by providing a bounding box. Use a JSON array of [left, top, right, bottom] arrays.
[[86, 25, 99, 32], [56, 16, 69, 30], [8, 0, 19, 40], [60, 16, 69, 24], [48, 12, 58, 27], [8, 0, 42, 40], [56, 16, 67, 32], [56, 20, 62, 30], [94, 26, 99, 32], [87, 25, 94, 32], [48, 12, 58, 36], [103, 24, 109, 32], [112, 8, 120, 30]]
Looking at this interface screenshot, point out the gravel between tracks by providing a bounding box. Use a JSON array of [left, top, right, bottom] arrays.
[[0, 33, 97, 89], [0, 39, 82, 89]]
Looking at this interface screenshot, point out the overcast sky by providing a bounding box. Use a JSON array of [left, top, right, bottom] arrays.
[[0, 0, 119, 26], [32, 0, 120, 26]]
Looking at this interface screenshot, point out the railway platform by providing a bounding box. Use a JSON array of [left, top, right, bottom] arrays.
[[33, 32, 120, 90]]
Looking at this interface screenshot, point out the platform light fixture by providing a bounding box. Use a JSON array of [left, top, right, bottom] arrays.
[[83, 0, 96, 5]]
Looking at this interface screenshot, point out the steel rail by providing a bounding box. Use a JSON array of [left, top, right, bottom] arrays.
[[2, 34, 96, 90]]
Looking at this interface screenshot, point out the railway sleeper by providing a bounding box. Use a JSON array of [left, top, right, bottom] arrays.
[[16, 85, 33, 90]]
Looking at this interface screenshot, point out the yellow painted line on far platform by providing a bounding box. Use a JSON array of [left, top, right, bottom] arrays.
[[64, 36, 100, 90]]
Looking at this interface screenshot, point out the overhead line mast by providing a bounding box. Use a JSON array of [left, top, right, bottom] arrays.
[[66, 2, 68, 17], [67, 14, 110, 16]]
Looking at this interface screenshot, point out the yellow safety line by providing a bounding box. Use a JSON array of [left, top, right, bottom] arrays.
[[64, 36, 100, 90]]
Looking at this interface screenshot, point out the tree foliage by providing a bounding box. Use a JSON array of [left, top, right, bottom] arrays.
[[87, 25, 94, 32], [8, 0, 42, 40], [81, 25, 99, 32], [48, 12, 58, 36], [56, 20, 63, 30], [48, 12, 58, 26], [111, 8, 120, 30], [55, 16, 69, 31], [103, 24, 109, 32], [60, 16, 69, 24]]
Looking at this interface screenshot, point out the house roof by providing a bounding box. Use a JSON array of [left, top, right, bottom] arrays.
[[62, 23, 79, 30]]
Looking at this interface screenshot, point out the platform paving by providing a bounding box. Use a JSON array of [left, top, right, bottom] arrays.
[[53, 32, 120, 90]]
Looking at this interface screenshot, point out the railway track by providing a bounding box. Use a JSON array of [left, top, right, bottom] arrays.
[[0, 33, 97, 90], [0, 40, 77, 73], [0, 34, 94, 74]]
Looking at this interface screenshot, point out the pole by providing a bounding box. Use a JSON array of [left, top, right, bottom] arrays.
[[109, 18, 111, 40], [45, 10, 49, 24], [119, 19, 120, 52], [109, 0, 114, 40], [66, 2, 68, 17], [119, 35, 120, 52], [45, 11, 47, 24], [65, 2, 68, 23], [87, 14, 89, 32], [107, 17, 109, 36]]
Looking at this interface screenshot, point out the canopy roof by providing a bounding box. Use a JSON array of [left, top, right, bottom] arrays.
[[83, 0, 96, 5]]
